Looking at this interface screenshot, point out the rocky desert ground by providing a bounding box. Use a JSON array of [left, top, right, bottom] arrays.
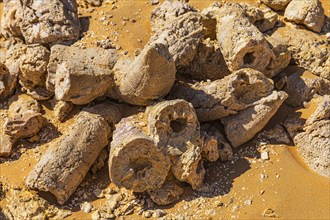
[[0, 0, 329, 219]]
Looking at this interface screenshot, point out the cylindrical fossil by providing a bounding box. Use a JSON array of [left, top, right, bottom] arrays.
[[168, 68, 274, 122], [109, 116, 171, 192], [216, 3, 274, 72], [222, 91, 288, 147], [26, 103, 123, 205], [115, 43, 176, 106]]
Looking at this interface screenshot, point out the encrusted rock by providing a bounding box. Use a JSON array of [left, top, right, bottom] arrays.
[[222, 91, 288, 147], [293, 96, 330, 177], [26, 102, 123, 205], [260, 0, 291, 11], [284, 0, 325, 32], [215, 3, 274, 72], [269, 26, 330, 80], [168, 68, 274, 122], [1, 0, 80, 44]]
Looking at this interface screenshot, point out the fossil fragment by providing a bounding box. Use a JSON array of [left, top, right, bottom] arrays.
[[26, 102, 123, 205], [260, 0, 291, 11], [114, 43, 176, 106], [269, 26, 330, 80], [222, 91, 288, 148], [1, 0, 80, 44], [293, 96, 330, 178], [168, 68, 274, 122], [284, 0, 325, 32], [215, 3, 274, 72], [109, 115, 171, 192]]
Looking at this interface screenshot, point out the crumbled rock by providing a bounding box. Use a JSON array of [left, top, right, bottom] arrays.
[[261, 0, 291, 11], [80, 201, 93, 213], [284, 0, 325, 32]]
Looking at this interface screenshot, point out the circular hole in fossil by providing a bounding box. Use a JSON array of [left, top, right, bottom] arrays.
[[132, 158, 152, 178], [170, 118, 187, 133], [243, 52, 255, 65]]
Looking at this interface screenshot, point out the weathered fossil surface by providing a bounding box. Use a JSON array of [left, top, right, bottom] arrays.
[[277, 72, 330, 107], [222, 91, 288, 148], [26, 102, 123, 205], [269, 26, 330, 80], [168, 68, 274, 122], [284, 0, 325, 33], [261, 0, 291, 11], [215, 3, 274, 72], [1, 0, 80, 44], [293, 96, 330, 178]]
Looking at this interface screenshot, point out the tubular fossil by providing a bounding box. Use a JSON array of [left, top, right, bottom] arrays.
[[168, 68, 274, 122], [215, 3, 274, 72], [222, 91, 288, 148], [26, 102, 123, 205], [109, 116, 171, 192]]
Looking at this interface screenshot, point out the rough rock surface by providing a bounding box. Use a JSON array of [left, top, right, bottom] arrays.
[[293, 96, 330, 178], [26, 103, 123, 205], [222, 91, 288, 148], [0, 62, 16, 101], [109, 115, 171, 192], [114, 43, 176, 106], [4, 94, 45, 139], [269, 26, 330, 80], [278, 72, 330, 107], [201, 123, 233, 162], [150, 12, 204, 69], [284, 0, 325, 32], [168, 68, 274, 122], [215, 3, 274, 72], [261, 0, 291, 11], [1, 0, 80, 44]]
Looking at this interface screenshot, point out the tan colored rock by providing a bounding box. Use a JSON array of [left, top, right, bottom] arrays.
[[114, 43, 176, 106], [0, 133, 15, 158], [168, 68, 274, 122], [269, 26, 330, 80], [222, 91, 288, 147], [284, 0, 325, 32], [109, 115, 171, 192], [26, 102, 123, 205], [254, 7, 279, 32], [177, 39, 230, 81], [215, 3, 274, 72], [53, 101, 73, 122], [294, 96, 330, 178], [279, 72, 330, 107], [0, 62, 16, 101], [146, 100, 205, 189], [4, 94, 45, 139], [150, 12, 204, 69], [150, 0, 196, 33], [85, 0, 102, 6], [0, 0, 23, 39], [261, 0, 291, 11], [148, 175, 184, 206], [201, 123, 233, 162]]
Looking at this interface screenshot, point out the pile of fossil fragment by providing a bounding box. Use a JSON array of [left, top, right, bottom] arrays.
[[0, 0, 329, 207]]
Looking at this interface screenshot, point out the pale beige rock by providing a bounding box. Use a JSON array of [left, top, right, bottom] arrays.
[[294, 96, 330, 178], [26, 102, 123, 205], [47, 45, 117, 93], [114, 43, 176, 106], [284, 0, 325, 32], [201, 123, 233, 161], [146, 100, 205, 189], [261, 0, 291, 11], [109, 115, 171, 192], [269, 26, 330, 80], [150, 12, 204, 69], [148, 175, 184, 205], [150, 0, 196, 33], [222, 91, 288, 147], [85, 0, 102, 6], [215, 3, 274, 72], [53, 101, 73, 122], [280, 72, 330, 107], [0, 0, 23, 39], [4, 94, 45, 139], [0, 62, 16, 101], [0, 133, 15, 157], [168, 68, 274, 122]]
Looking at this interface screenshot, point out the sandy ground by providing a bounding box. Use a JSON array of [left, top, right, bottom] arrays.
[[0, 0, 329, 219]]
